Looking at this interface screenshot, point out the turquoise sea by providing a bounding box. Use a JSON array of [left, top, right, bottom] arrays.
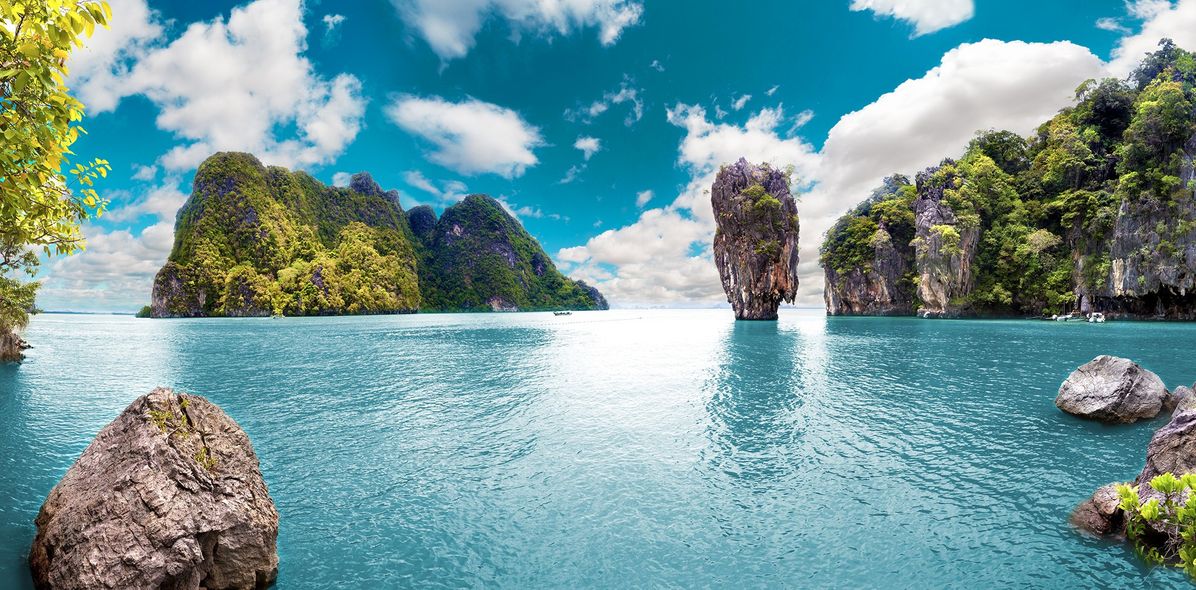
[[2, 309, 1195, 588]]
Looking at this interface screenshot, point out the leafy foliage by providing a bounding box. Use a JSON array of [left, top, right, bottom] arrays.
[[819, 39, 1196, 316], [1118, 473, 1196, 577], [0, 1, 110, 339]]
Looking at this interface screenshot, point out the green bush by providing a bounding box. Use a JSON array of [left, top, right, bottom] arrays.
[[1118, 473, 1196, 576]]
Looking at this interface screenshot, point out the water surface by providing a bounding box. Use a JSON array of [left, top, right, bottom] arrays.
[[1, 310, 1192, 587]]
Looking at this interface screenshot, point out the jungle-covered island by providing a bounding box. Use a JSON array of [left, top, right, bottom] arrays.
[[150, 153, 607, 318], [820, 41, 1196, 319]]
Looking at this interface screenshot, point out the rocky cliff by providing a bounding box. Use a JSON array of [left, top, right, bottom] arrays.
[[821, 175, 916, 315], [821, 40, 1196, 319], [711, 159, 800, 320], [150, 153, 605, 316], [415, 195, 609, 312]]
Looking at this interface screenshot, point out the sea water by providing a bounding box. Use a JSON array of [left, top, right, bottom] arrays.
[[1, 309, 1193, 588]]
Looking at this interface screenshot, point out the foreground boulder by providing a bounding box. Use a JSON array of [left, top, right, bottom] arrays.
[[1055, 355, 1169, 423], [711, 158, 800, 320], [29, 388, 278, 590]]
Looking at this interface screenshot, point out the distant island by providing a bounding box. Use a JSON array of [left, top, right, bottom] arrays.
[[820, 40, 1196, 320], [150, 152, 606, 317]]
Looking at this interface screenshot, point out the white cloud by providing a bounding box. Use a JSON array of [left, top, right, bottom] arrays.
[[392, 0, 643, 60], [766, 85, 780, 97], [38, 221, 176, 312], [131, 164, 158, 181], [1096, 17, 1130, 33], [323, 13, 346, 32], [574, 136, 602, 160], [790, 109, 815, 132], [565, 77, 644, 126], [71, 0, 366, 172], [387, 96, 543, 178], [104, 181, 188, 223], [332, 172, 352, 187], [1127, 0, 1175, 19], [850, 0, 974, 37], [635, 190, 653, 208], [649, 59, 665, 72], [559, 164, 584, 184], [559, 39, 1105, 307], [67, 0, 162, 113], [731, 94, 751, 111], [1108, 0, 1196, 77]]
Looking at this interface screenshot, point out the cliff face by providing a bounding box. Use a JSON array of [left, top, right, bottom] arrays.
[[151, 153, 606, 316], [819, 41, 1196, 319], [416, 195, 606, 312], [822, 175, 916, 316], [912, 162, 979, 317], [711, 158, 800, 320]]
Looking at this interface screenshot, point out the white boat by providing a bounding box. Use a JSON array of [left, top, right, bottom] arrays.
[[1088, 312, 1106, 323]]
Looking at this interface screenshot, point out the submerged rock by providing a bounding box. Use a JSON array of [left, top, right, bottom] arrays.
[[711, 158, 800, 320], [1055, 355, 1169, 423], [29, 388, 278, 590]]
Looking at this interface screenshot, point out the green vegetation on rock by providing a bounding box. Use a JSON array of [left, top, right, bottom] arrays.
[[821, 40, 1196, 318], [152, 153, 605, 317]]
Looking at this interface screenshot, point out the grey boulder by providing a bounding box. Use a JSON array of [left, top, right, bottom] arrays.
[[29, 388, 278, 590], [1055, 355, 1169, 423]]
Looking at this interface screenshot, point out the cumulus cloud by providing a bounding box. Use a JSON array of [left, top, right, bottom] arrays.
[[69, 0, 366, 172], [574, 136, 602, 160], [387, 96, 543, 178], [850, 0, 974, 37], [1108, 0, 1196, 77], [66, 0, 162, 112], [332, 172, 352, 187], [392, 0, 643, 60], [731, 94, 751, 111], [560, 39, 1105, 307], [103, 181, 188, 223], [37, 221, 175, 312], [635, 190, 653, 208]]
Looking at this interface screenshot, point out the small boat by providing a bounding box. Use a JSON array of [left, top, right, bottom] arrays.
[[1088, 312, 1106, 323], [553, 311, 572, 316], [1054, 313, 1084, 322]]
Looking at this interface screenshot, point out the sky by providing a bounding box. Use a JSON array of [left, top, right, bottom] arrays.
[[33, 0, 1196, 312]]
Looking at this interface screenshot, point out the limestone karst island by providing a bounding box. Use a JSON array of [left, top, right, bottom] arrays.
[[10, 1, 1196, 589]]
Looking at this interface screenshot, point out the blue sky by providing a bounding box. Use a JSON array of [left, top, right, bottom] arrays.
[[37, 0, 1196, 311]]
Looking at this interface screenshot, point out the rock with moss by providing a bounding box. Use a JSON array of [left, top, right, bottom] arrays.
[[819, 41, 1196, 319], [29, 388, 278, 589], [418, 195, 606, 311], [710, 158, 800, 320]]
